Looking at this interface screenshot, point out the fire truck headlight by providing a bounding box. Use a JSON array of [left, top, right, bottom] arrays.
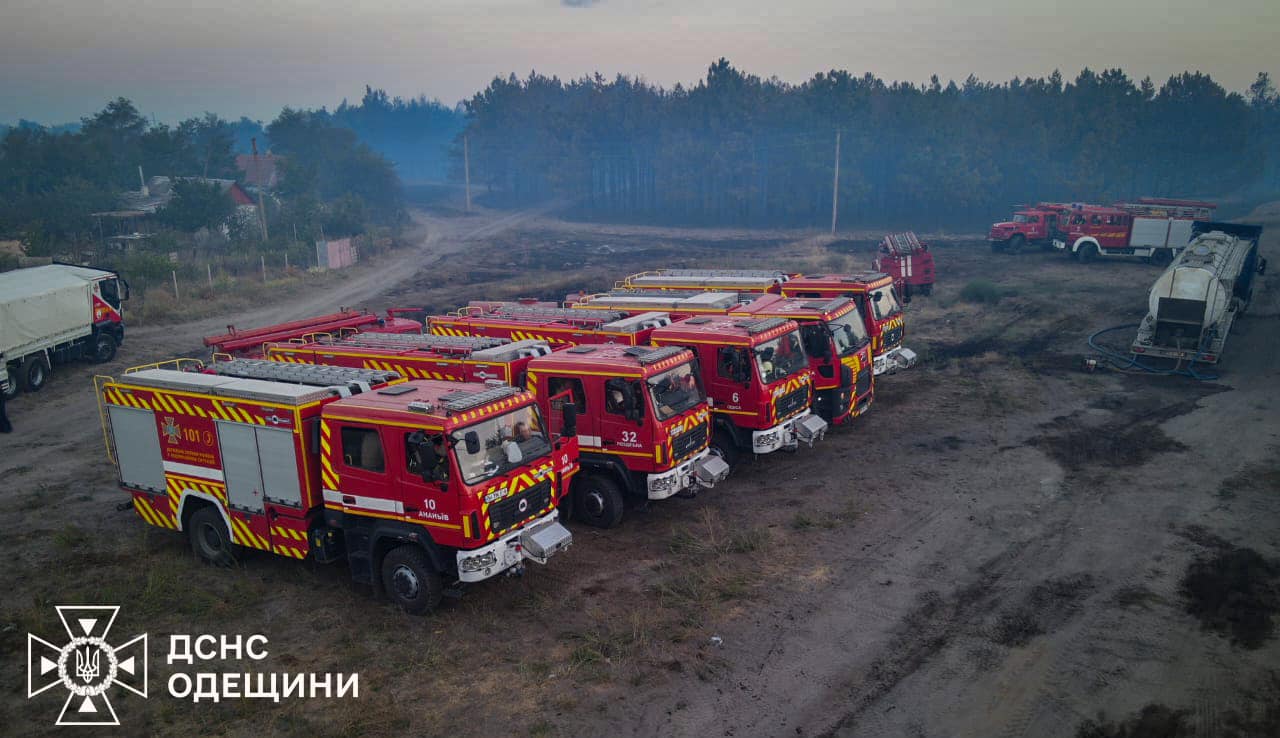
[[459, 550, 498, 573], [648, 474, 677, 496]]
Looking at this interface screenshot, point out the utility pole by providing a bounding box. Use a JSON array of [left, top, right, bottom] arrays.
[[463, 135, 472, 213], [830, 129, 841, 236], [258, 190, 269, 241]]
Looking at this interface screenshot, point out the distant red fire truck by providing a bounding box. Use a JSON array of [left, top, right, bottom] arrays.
[[1055, 198, 1216, 264], [875, 232, 936, 298], [988, 202, 1078, 253], [203, 308, 422, 358]]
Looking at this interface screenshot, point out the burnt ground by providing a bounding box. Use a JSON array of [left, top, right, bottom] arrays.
[[2, 204, 1279, 737]]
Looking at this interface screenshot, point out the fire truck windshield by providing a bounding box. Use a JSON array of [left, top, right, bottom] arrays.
[[450, 405, 550, 485], [869, 287, 901, 320], [648, 362, 704, 421], [827, 311, 869, 355], [754, 331, 808, 384]]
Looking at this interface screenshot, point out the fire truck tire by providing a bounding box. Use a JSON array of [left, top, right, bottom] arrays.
[[2, 370, 17, 399], [1078, 243, 1099, 264], [91, 332, 118, 363], [21, 356, 49, 392], [1148, 249, 1173, 267], [573, 474, 625, 529], [708, 430, 741, 470], [1007, 234, 1025, 254], [188, 506, 238, 567], [380, 546, 444, 614]]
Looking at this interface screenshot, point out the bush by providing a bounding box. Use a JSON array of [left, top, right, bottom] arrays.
[[960, 279, 1005, 304]]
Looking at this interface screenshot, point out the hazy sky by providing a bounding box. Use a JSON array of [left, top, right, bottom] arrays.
[[2, 0, 1276, 124]]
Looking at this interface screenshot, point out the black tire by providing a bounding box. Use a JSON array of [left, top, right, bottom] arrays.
[[2, 368, 17, 400], [573, 473, 625, 529], [188, 506, 237, 567], [380, 545, 444, 615], [21, 355, 49, 392], [1007, 234, 1025, 254], [1078, 243, 1099, 264], [708, 429, 741, 470], [91, 332, 118, 363], [1148, 249, 1173, 267]]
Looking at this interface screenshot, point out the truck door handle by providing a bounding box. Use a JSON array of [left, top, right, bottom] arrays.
[[404, 505, 418, 514], [341, 495, 356, 505]]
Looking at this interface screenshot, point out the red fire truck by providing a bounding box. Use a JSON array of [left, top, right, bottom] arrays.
[[875, 232, 936, 298], [95, 358, 578, 613], [649, 316, 828, 467], [568, 291, 874, 426], [777, 273, 915, 375], [203, 308, 422, 358], [988, 203, 1078, 253], [429, 305, 672, 346], [267, 332, 728, 528], [428, 302, 828, 466], [265, 333, 552, 386], [1057, 199, 1216, 264], [615, 268, 914, 376], [524, 344, 728, 527]]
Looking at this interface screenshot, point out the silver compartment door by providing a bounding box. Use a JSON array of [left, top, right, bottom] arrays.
[[216, 421, 265, 513], [255, 426, 303, 507], [107, 405, 166, 492]]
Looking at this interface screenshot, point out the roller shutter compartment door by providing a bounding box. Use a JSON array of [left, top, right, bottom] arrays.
[[255, 426, 303, 507], [216, 421, 265, 513], [107, 405, 166, 492]]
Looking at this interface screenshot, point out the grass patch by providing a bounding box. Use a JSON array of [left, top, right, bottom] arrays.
[[959, 279, 1013, 305]]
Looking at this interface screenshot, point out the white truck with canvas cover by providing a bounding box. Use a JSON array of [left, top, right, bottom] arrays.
[[0, 263, 128, 397]]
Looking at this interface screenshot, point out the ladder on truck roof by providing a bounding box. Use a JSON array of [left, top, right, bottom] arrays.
[[209, 358, 400, 387], [487, 305, 625, 325], [327, 332, 510, 353]]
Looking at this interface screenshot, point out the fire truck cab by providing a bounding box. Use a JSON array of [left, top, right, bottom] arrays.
[[728, 296, 874, 425], [96, 358, 577, 614], [525, 344, 729, 527], [649, 316, 828, 467], [779, 273, 916, 376]]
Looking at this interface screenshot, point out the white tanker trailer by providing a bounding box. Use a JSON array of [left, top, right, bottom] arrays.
[[1131, 222, 1264, 364]]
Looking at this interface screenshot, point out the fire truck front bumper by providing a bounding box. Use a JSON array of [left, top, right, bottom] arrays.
[[872, 346, 918, 376], [646, 449, 731, 499], [455, 510, 572, 582], [753, 410, 829, 454]]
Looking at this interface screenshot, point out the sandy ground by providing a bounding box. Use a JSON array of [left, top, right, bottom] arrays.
[[1, 205, 1276, 737]]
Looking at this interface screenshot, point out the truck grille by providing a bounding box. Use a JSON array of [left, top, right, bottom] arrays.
[[775, 387, 808, 420], [855, 367, 872, 397], [671, 424, 708, 461], [488, 480, 552, 534], [880, 325, 903, 350]]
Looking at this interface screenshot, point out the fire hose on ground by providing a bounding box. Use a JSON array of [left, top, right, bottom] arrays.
[[1086, 324, 1218, 381]]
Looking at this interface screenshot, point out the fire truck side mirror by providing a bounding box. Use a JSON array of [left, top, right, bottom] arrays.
[[562, 402, 578, 437], [463, 430, 481, 455]]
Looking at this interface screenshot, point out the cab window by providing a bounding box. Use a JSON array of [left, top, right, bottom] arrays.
[[548, 377, 586, 412], [341, 426, 385, 473]]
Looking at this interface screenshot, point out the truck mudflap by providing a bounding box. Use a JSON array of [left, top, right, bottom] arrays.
[[455, 509, 571, 582], [646, 449, 730, 500], [872, 346, 918, 376], [752, 409, 829, 454]]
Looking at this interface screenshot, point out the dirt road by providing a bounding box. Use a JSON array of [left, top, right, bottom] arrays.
[[2, 209, 1276, 738]]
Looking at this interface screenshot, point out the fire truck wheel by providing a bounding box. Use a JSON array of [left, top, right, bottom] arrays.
[[708, 430, 740, 470], [21, 356, 49, 392], [381, 546, 443, 614], [91, 333, 118, 363], [188, 506, 238, 567], [1148, 249, 1173, 267], [1078, 243, 1099, 264], [573, 474, 625, 529], [1, 371, 16, 400], [1007, 234, 1025, 254]]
